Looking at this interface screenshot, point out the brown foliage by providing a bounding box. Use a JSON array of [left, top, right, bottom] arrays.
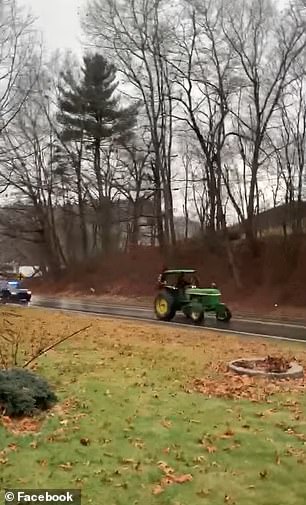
[[30, 237, 306, 315]]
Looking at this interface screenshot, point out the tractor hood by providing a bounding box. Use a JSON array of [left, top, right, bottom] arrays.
[[185, 287, 221, 296]]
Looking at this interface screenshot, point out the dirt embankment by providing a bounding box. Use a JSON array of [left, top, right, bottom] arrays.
[[29, 236, 306, 320]]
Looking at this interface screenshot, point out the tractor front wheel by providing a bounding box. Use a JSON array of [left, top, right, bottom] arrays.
[[216, 306, 232, 322], [154, 290, 176, 322]]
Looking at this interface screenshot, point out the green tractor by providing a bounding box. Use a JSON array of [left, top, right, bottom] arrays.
[[154, 269, 232, 324]]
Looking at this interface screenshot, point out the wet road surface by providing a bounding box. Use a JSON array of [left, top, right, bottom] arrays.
[[30, 296, 306, 343]]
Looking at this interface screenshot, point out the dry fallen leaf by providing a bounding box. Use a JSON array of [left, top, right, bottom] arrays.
[[158, 461, 174, 474], [221, 429, 235, 439], [122, 458, 136, 465], [161, 419, 172, 429], [171, 474, 193, 484], [154, 461, 193, 493], [59, 462, 73, 471], [152, 485, 164, 495], [7, 443, 17, 451], [197, 489, 210, 497], [206, 445, 217, 454]]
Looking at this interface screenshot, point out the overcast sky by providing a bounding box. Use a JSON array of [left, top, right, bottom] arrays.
[[23, 0, 85, 54], [24, 0, 290, 55]]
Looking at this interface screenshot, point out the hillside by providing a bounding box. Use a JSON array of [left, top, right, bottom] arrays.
[[30, 236, 306, 319]]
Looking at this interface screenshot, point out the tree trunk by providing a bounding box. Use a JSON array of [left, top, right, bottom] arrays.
[[152, 161, 165, 250], [75, 141, 88, 258], [129, 199, 141, 246], [207, 165, 217, 233], [93, 138, 111, 253], [215, 157, 242, 289], [164, 178, 176, 245], [245, 143, 260, 255], [100, 197, 113, 254]]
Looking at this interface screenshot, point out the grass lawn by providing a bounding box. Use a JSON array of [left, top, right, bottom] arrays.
[[1, 308, 306, 505]]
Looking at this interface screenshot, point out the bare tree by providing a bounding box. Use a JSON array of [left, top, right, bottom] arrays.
[[112, 142, 153, 247], [0, 0, 40, 134], [83, 0, 178, 249], [281, 73, 306, 232], [221, 0, 306, 249], [164, 0, 242, 285], [181, 145, 191, 240], [0, 88, 68, 272]]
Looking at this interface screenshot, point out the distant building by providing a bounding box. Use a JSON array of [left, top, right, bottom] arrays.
[[230, 202, 306, 238]]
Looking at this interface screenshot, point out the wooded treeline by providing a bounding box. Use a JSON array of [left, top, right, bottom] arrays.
[[0, 0, 306, 277]]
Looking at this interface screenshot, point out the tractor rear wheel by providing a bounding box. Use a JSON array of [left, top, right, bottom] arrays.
[[216, 306, 232, 322], [154, 290, 176, 321]]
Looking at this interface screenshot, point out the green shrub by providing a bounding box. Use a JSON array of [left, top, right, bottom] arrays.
[[0, 368, 57, 417]]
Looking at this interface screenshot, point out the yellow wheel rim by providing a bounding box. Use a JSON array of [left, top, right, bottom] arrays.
[[156, 297, 168, 315]]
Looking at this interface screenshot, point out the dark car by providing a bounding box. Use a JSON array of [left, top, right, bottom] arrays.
[[0, 279, 32, 304]]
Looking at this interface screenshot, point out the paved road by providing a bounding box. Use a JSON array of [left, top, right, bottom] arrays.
[[31, 296, 306, 343]]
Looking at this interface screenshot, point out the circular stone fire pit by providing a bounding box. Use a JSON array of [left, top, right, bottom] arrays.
[[228, 356, 304, 380]]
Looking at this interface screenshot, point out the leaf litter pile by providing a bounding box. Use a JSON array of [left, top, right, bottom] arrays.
[[234, 356, 291, 373], [191, 373, 305, 402], [190, 357, 306, 402]]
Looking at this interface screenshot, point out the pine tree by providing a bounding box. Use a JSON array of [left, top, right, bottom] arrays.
[[57, 53, 138, 252], [58, 53, 137, 144]]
